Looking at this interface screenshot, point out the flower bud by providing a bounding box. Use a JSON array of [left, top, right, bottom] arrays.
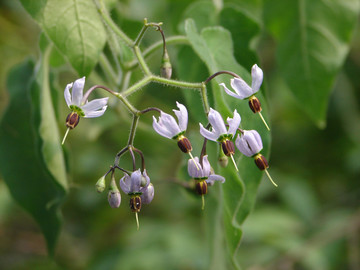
[[160, 49, 172, 79], [65, 112, 80, 129], [254, 153, 269, 171], [221, 139, 235, 156], [130, 195, 142, 213], [248, 96, 262, 113], [108, 190, 121, 208], [195, 180, 208, 195], [95, 175, 106, 193], [218, 156, 228, 168], [177, 135, 193, 153]]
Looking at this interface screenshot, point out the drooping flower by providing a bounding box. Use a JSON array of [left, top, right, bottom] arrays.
[[199, 108, 240, 170], [119, 169, 153, 230], [62, 77, 109, 144], [219, 64, 270, 131], [188, 155, 225, 209], [153, 102, 198, 169], [235, 130, 277, 187]]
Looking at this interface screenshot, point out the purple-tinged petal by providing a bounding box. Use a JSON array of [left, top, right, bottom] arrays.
[[208, 108, 227, 136], [119, 173, 131, 194], [152, 116, 174, 139], [129, 169, 142, 193], [188, 156, 202, 178], [207, 174, 225, 183], [220, 83, 242, 99], [108, 190, 121, 208], [71, 77, 85, 106], [64, 82, 73, 107], [199, 123, 219, 142], [231, 78, 253, 99], [173, 102, 188, 132], [235, 134, 253, 157], [84, 106, 107, 118], [226, 109, 241, 137], [141, 183, 154, 204], [251, 64, 263, 93], [81, 97, 109, 113], [139, 169, 150, 193], [159, 112, 181, 136], [235, 130, 263, 157], [201, 155, 211, 177]]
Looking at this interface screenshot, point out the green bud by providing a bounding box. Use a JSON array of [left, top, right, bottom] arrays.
[[160, 49, 172, 79], [95, 175, 106, 193]]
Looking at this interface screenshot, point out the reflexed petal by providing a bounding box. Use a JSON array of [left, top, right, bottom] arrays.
[[64, 82, 73, 107], [119, 173, 131, 194], [235, 134, 255, 157], [129, 169, 142, 193], [188, 156, 202, 178], [201, 155, 211, 176], [159, 112, 181, 136], [231, 78, 253, 99], [141, 183, 154, 204], [220, 83, 241, 99], [245, 130, 263, 152], [152, 116, 174, 139], [173, 102, 188, 132], [81, 97, 109, 113], [139, 169, 150, 193], [207, 174, 225, 183], [227, 109, 241, 137], [208, 108, 227, 136], [251, 64, 263, 93], [199, 123, 218, 141], [84, 106, 107, 118], [71, 77, 85, 106]]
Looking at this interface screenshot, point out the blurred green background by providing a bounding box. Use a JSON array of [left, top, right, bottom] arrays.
[[0, 0, 359, 269]]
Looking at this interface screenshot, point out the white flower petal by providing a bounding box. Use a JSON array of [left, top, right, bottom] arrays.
[[207, 174, 225, 183], [231, 78, 253, 99], [220, 83, 241, 99], [251, 64, 263, 93], [208, 108, 227, 136], [160, 113, 181, 136], [152, 116, 174, 139], [201, 155, 211, 176], [199, 123, 218, 142], [129, 169, 142, 193], [188, 156, 202, 178], [141, 183, 154, 204], [64, 82, 73, 107], [71, 77, 85, 106], [81, 97, 109, 113], [119, 173, 131, 194], [84, 106, 107, 118], [226, 109, 241, 137], [173, 102, 188, 132]]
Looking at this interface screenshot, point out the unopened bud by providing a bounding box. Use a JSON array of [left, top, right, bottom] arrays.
[[218, 156, 228, 168], [195, 180, 208, 195], [108, 190, 121, 208], [254, 153, 269, 170], [177, 136, 193, 153], [249, 96, 262, 113], [130, 196, 142, 213], [66, 112, 80, 129], [95, 175, 106, 193], [160, 49, 172, 79], [221, 139, 235, 156]]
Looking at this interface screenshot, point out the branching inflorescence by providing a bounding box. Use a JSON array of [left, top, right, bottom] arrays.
[[61, 7, 276, 230]]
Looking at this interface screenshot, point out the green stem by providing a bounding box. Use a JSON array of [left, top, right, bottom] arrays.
[[201, 83, 210, 114], [121, 76, 152, 97], [128, 115, 140, 146], [98, 0, 133, 46], [134, 19, 149, 46], [113, 92, 138, 114], [152, 75, 203, 89], [134, 46, 152, 76]]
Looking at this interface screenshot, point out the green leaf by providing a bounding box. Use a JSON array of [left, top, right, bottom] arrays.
[[264, 0, 360, 127], [20, 0, 107, 76], [0, 58, 67, 255], [184, 19, 271, 268]]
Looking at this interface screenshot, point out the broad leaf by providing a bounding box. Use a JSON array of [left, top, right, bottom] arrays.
[[184, 19, 271, 268], [0, 57, 67, 255], [264, 0, 360, 127], [20, 0, 107, 76]]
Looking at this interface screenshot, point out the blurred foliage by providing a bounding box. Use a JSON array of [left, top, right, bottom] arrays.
[[0, 0, 360, 270]]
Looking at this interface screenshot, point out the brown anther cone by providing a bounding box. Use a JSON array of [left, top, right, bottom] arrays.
[[66, 112, 80, 129], [221, 140, 235, 157], [130, 196, 142, 213], [177, 136, 192, 153], [249, 96, 262, 113], [254, 154, 269, 170], [195, 180, 208, 195]]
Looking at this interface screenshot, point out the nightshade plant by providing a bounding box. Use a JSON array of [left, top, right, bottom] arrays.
[[2, 0, 357, 269]]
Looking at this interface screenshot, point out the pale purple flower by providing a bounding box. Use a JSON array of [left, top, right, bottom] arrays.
[[152, 102, 188, 139], [64, 77, 108, 118], [220, 64, 263, 100], [119, 169, 150, 195], [108, 190, 121, 208], [141, 183, 154, 204], [188, 155, 225, 183], [235, 130, 263, 157], [199, 108, 241, 142]]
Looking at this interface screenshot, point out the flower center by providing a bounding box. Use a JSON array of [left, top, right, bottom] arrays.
[[69, 105, 85, 117]]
